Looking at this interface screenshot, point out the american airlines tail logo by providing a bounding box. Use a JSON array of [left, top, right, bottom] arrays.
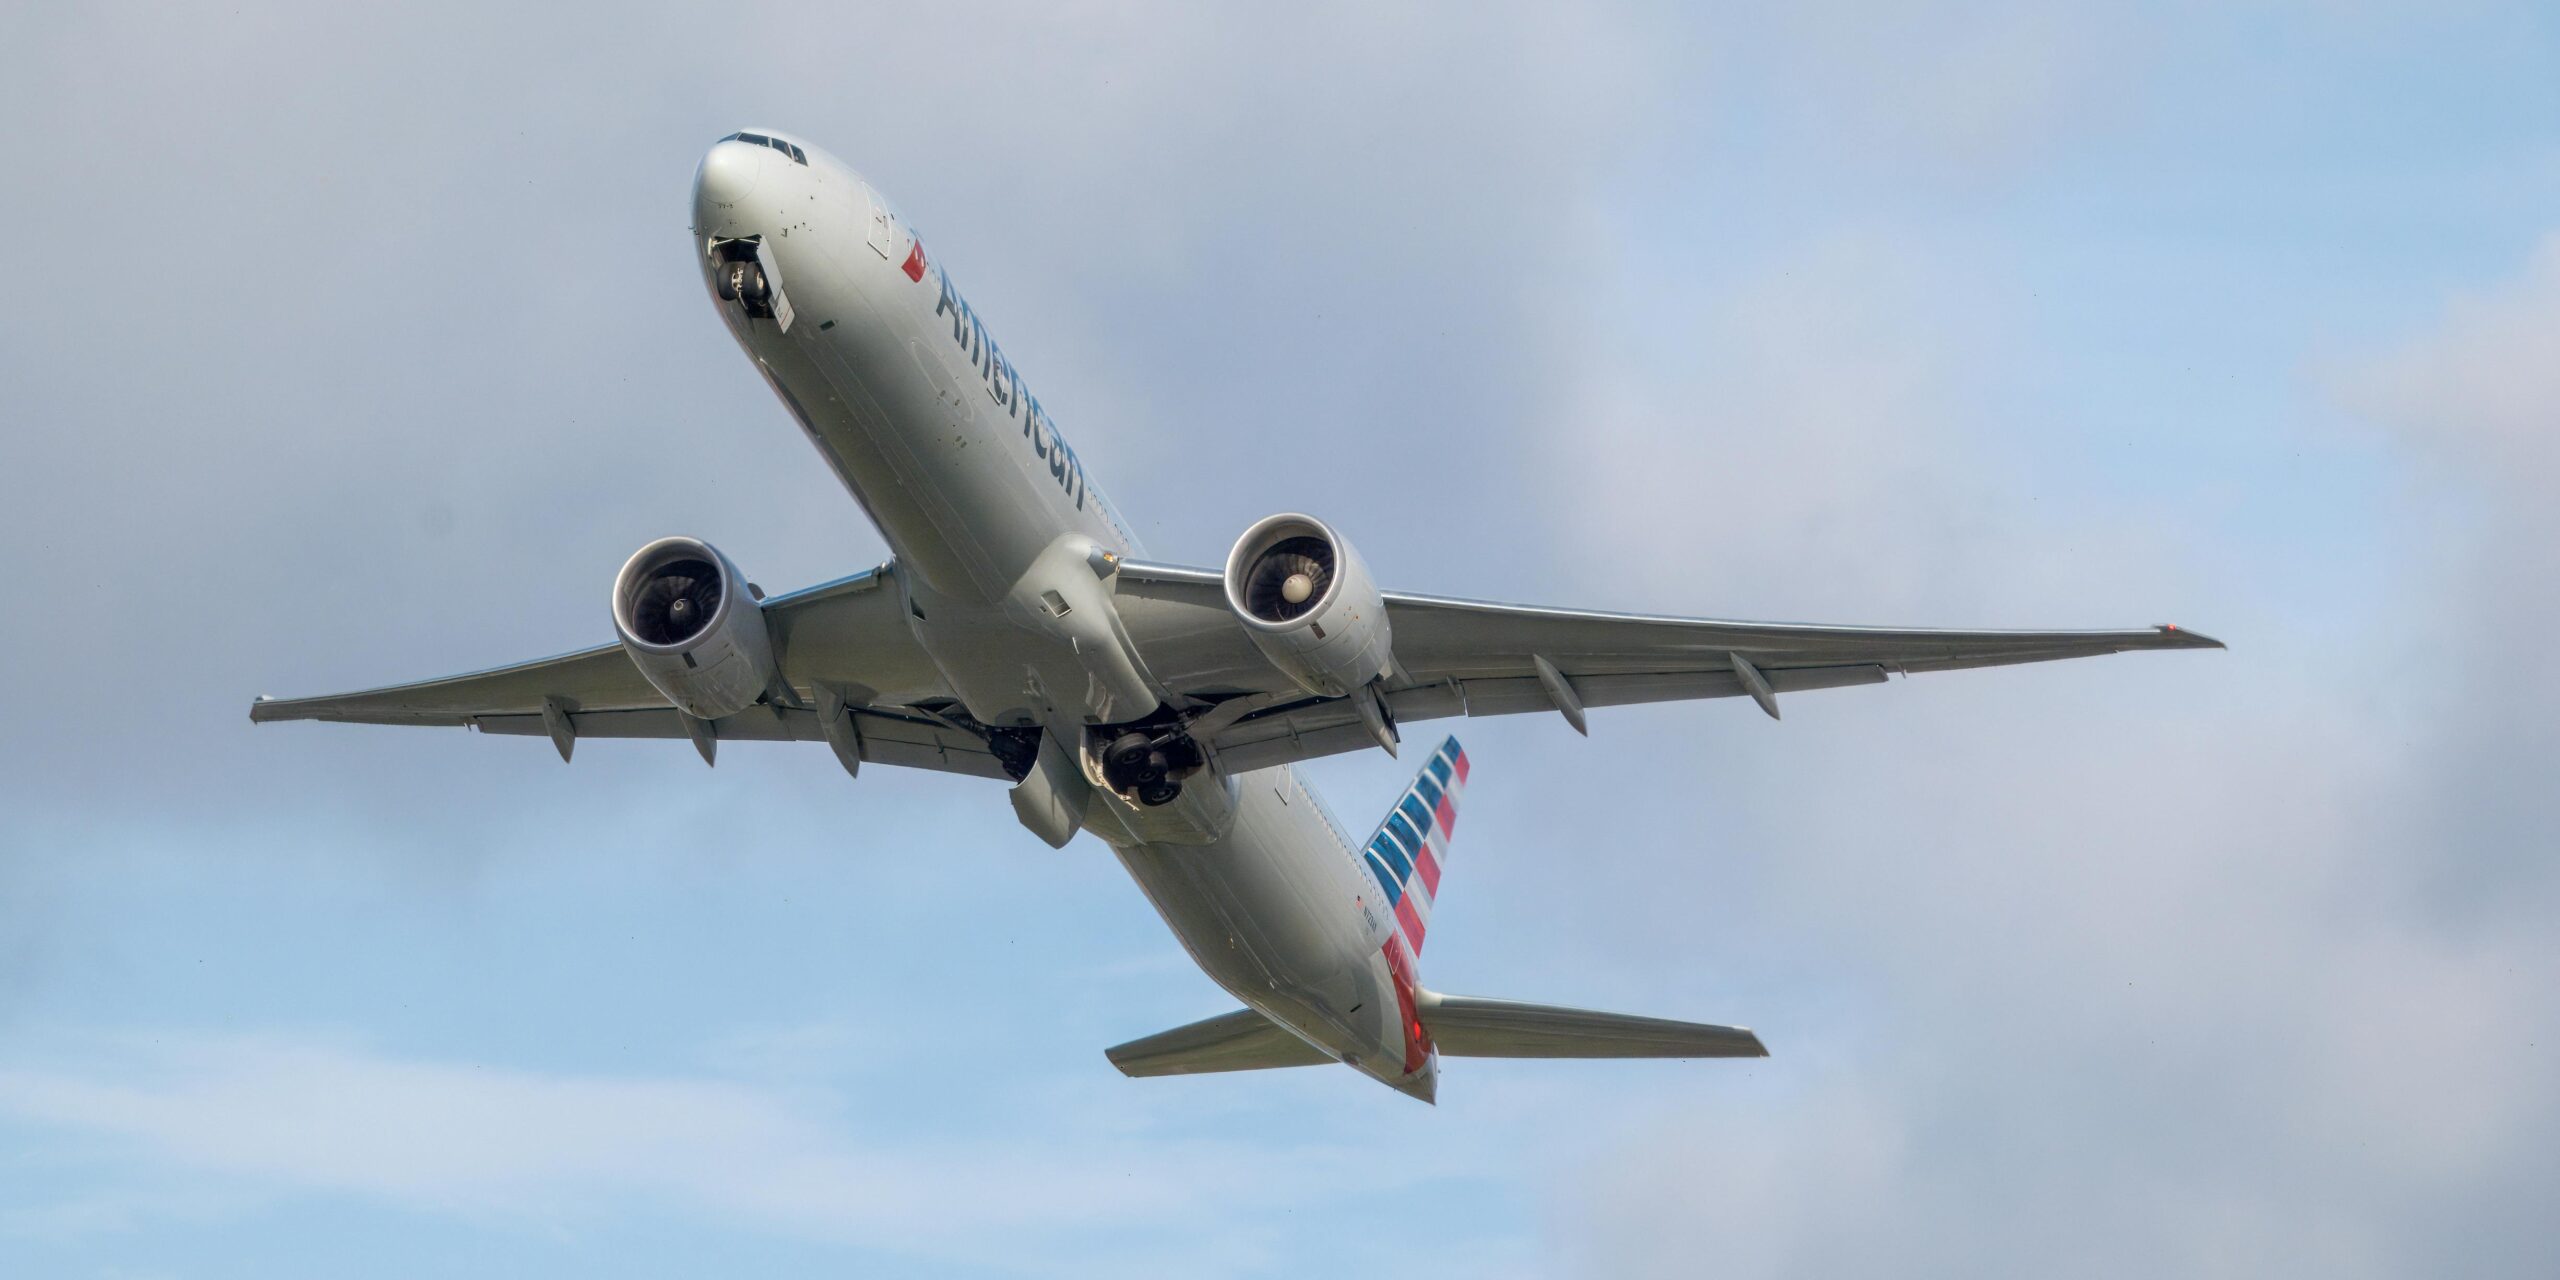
[[901, 238, 927, 282], [1364, 737, 1467, 959]]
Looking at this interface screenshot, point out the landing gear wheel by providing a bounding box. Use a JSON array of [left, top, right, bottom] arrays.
[[714, 260, 741, 301], [1104, 732, 1155, 783], [1097, 720, 1206, 804], [735, 260, 770, 306]]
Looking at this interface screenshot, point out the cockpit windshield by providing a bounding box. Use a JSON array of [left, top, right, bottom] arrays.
[[719, 132, 807, 166]]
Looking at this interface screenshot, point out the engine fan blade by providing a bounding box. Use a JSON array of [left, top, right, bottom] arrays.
[[1243, 536, 1334, 621]]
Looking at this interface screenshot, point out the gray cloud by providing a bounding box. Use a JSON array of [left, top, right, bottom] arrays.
[[1512, 220, 2560, 1278], [0, 1028, 1511, 1274], [1, 3, 2553, 1276]]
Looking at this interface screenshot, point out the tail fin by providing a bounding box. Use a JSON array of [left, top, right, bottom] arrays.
[[1359, 735, 1469, 956]]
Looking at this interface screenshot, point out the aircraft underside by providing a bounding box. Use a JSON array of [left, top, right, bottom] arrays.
[[248, 126, 2221, 1100]]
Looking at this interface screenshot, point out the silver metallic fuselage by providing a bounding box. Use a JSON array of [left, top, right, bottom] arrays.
[[690, 132, 1433, 1098]]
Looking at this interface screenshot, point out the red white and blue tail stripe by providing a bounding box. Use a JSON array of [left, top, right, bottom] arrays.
[[1361, 736, 1468, 957]]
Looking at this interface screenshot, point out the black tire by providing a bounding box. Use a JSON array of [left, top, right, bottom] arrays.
[[714, 260, 741, 301], [1136, 779, 1181, 807], [1103, 732, 1154, 785]]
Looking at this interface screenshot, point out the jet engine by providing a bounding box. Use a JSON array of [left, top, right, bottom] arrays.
[[610, 536, 781, 720], [1222, 513, 1393, 698]]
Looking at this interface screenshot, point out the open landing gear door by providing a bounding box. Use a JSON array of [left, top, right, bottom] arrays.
[[710, 238, 794, 333], [754, 239, 794, 333]]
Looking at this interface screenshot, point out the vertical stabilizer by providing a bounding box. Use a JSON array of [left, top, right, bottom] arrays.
[[1358, 736, 1469, 957]]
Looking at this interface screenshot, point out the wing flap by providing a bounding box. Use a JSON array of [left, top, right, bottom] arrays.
[[1104, 1007, 1336, 1077], [1419, 991, 1768, 1060], [473, 705, 1012, 779], [1208, 664, 1891, 773]]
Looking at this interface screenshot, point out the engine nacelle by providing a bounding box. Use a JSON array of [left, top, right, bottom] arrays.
[[610, 536, 780, 720], [1222, 513, 1394, 698]]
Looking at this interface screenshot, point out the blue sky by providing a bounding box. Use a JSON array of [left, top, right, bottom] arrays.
[[3, 2, 2556, 1276]]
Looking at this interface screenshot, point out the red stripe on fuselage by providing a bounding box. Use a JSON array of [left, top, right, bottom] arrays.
[[1383, 936, 1431, 1074]]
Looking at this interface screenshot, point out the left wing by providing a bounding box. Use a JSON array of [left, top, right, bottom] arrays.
[[250, 566, 1008, 778], [1109, 560, 2222, 773], [1105, 1007, 1335, 1077]]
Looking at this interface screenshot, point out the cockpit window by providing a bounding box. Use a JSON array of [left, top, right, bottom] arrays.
[[717, 132, 808, 166]]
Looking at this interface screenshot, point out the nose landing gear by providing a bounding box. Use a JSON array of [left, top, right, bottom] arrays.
[[708, 239, 784, 323], [715, 257, 774, 315]]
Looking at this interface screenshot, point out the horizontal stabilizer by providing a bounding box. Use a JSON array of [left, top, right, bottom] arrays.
[[1105, 1007, 1335, 1077], [1419, 991, 1767, 1059]]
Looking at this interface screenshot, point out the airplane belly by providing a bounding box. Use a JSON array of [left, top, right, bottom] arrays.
[[1105, 770, 1406, 1070], [703, 174, 1130, 606]]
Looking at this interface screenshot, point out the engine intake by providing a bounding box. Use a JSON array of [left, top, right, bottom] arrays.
[[611, 536, 780, 720], [1222, 513, 1393, 698]]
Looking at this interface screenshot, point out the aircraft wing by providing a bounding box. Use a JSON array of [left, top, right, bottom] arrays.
[[249, 566, 1008, 778], [1108, 560, 2222, 773]]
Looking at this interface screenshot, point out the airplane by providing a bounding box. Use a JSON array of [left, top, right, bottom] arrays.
[[250, 128, 2223, 1103]]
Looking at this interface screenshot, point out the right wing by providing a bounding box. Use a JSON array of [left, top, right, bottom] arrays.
[[1109, 560, 2222, 772], [249, 565, 1009, 778]]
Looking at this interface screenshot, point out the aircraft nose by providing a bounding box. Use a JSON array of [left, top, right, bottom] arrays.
[[692, 137, 766, 229]]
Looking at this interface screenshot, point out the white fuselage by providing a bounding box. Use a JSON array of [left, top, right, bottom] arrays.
[[690, 132, 1435, 1099]]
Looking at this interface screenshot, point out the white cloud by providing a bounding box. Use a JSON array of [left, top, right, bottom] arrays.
[[2340, 230, 2560, 478], [2330, 231, 2560, 915], [0, 1029, 1464, 1271], [1516, 220, 2560, 1276]]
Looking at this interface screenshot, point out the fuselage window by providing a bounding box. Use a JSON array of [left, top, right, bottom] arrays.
[[724, 132, 808, 166]]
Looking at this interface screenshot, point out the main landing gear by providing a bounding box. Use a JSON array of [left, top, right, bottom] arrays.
[[1098, 720, 1205, 808]]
